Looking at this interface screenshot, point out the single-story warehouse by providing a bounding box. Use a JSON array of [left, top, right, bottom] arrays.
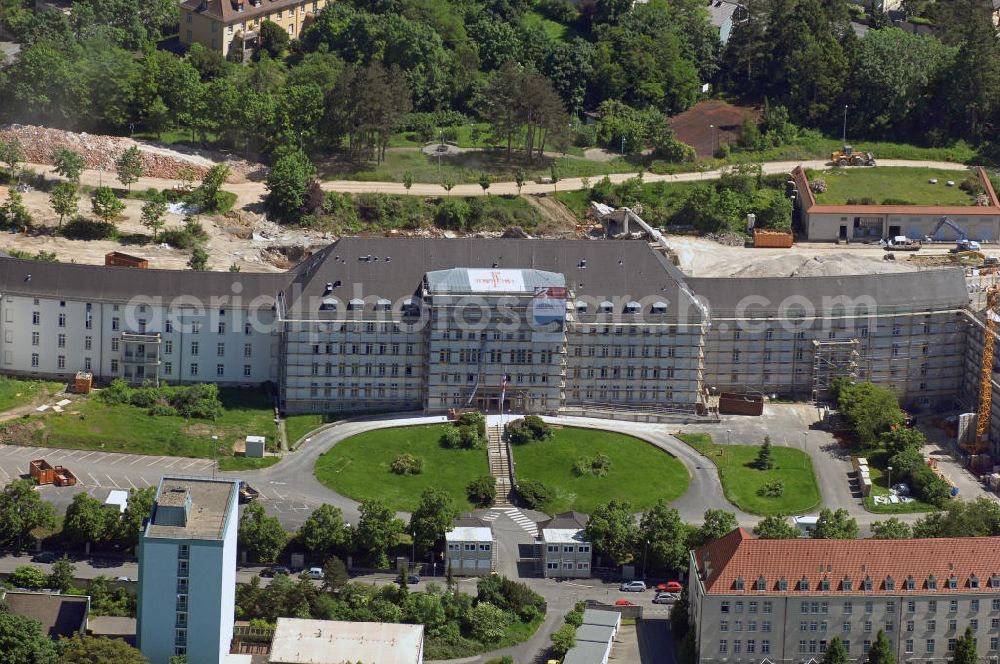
[[793, 165, 1000, 242]]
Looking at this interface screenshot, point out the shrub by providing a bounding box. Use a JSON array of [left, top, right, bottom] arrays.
[[457, 412, 486, 438], [550, 623, 577, 657], [467, 476, 496, 507], [523, 415, 552, 440], [476, 575, 546, 621], [159, 228, 199, 249], [516, 478, 553, 510], [169, 383, 223, 419], [147, 404, 178, 416], [809, 177, 828, 193], [506, 416, 551, 444], [458, 425, 485, 450], [440, 427, 462, 449], [466, 602, 510, 643], [9, 565, 47, 589], [130, 385, 167, 408], [911, 466, 951, 507], [60, 216, 118, 240], [757, 481, 784, 497], [100, 379, 133, 405], [572, 452, 612, 477], [390, 453, 423, 475]]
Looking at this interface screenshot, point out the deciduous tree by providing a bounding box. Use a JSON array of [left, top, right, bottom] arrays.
[[238, 502, 287, 564], [585, 499, 639, 565], [63, 492, 118, 546], [356, 499, 404, 569], [811, 508, 858, 540], [409, 487, 457, 555], [51, 148, 86, 183], [140, 193, 167, 242], [49, 181, 78, 228], [0, 479, 56, 549], [753, 516, 800, 540], [57, 634, 147, 664], [638, 500, 689, 572], [298, 504, 352, 557], [870, 518, 912, 540], [114, 146, 143, 192], [91, 186, 125, 224], [0, 611, 58, 664]]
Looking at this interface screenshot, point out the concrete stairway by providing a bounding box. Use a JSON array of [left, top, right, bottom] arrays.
[[487, 425, 513, 507]]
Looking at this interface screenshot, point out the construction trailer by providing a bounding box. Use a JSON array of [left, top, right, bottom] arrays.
[[104, 251, 148, 269]]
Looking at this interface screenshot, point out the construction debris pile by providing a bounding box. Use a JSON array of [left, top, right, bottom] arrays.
[[0, 125, 260, 182], [730, 253, 918, 278]]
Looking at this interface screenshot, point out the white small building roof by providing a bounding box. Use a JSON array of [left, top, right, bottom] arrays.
[[582, 609, 621, 629], [446, 526, 493, 542], [245, 435, 266, 443], [542, 528, 587, 544], [793, 515, 820, 526], [576, 623, 615, 644], [270, 618, 423, 664], [104, 489, 129, 513], [562, 639, 612, 664]]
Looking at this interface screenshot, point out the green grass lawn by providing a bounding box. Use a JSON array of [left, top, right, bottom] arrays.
[[810, 167, 978, 206], [860, 450, 936, 514], [285, 414, 340, 449], [0, 376, 65, 413], [520, 11, 576, 41], [314, 424, 489, 512], [318, 149, 635, 184], [510, 427, 690, 513], [26, 388, 275, 458], [555, 179, 704, 221], [217, 456, 281, 472], [677, 433, 821, 516]]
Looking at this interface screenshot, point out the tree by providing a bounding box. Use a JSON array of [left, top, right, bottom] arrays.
[[118, 486, 156, 548], [356, 499, 404, 569], [954, 626, 977, 664], [48, 555, 75, 592], [409, 487, 457, 555], [0, 611, 58, 664], [550, 623, 576, 657], [321, 555, 349, 591], [879, 426, 926, 456], [188, 245, 208, 271], [913, 497, 1000, 538], [0, 137, 25, 182], [697, 509, 739, 546], [90, 186, 125, 224], [811, 508, 858, 540], [238, 502, 287, 564], [837, 382, 906, 448], [822, 636, 849, 664], [402, 171, 414, 193], [0, 188, 32, 229], [140, 193, 167, 241], [298, 504, 351, 557], [9, 565, 47, 589], [265, 149, 316, 222], [63, 492, 118, 547], [441, 177, 455, 193], [585, 499, 639, 566], [870, 517, 912, 540], [514, 168, 525, 194], [868, 629, 895, 664], [754, 435, 774, 470], [0, 479, 56, 549], [467, 602, 510, 643], [49, 181, 78, 228], [638, 500, 689, 572], [478, 172, 491, 195], [197, 164, 231, 212], [51, 148, 86, 183], [57, 634, 147, 664], [259, 20, 290, 58], [753, 516, 800, 540], [114, 146, 144, 192]]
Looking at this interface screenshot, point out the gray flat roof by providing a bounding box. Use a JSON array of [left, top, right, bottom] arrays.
[[582, 608, 621, 628], [1, 591, 88, 638], [270, 618, 423, 664], [576, 623, 615, 644], [686, 269, 970, 317], [145, 477, 238, 541], [562, 639, 611, 664]]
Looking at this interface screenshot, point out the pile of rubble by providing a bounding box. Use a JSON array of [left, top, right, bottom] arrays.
[[705, 231, 746, 247], [0, 124, 261, 182]]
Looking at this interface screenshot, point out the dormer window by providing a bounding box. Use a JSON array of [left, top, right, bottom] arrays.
[[820, 577, 830, 592], [970, 576, 980, 589], [651, 301, 668, 314], [904, 576, 915, 591], [798, 576, 810, 592], [575, 301, 588, 313], [624, 301, 640, 314], [348, 298, 363, 312], [885, 576, 895, 591], [598, 301, 613, 314], [863, 576, 873, 592], [990, 575, 1000, 589], [319, 298, 336, 312], [375, 298, 391, 312], [948, 576, 958, 589], [734, 576, 745, 591], [927, 575, 937, 591], [842, 577, 853, 592], [778, 577, 788, 591], [756, 575, 766, 591]]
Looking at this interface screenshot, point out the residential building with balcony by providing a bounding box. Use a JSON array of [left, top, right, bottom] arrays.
[[179, 0, 327, 58], [688, 528, 1000, 664], [137, 477, 240, 664]]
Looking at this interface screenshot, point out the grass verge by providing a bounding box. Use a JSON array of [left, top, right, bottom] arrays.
[[510, 426, 690, 513], [677, 433, 821, 516], [22, 388, 274, 458], [217, 456, 281, 472], [314, 424, 489, 512], [0, 376, 65, 413], [809, 167, 977, 206]]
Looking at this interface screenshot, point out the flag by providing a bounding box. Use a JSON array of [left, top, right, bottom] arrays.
[[499, 374, 508, 414]]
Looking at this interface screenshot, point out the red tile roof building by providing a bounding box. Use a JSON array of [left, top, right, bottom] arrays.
[[687, 528, 1000, 663]]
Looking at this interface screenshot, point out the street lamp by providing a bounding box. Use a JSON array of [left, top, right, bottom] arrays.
[[621, 136, 626, 156], [642, 539, 650, 580], [411, 532, 416, 565], [726, 429, 732, 445], [887, 466, 893, 495], [842, 105, 849, 145]]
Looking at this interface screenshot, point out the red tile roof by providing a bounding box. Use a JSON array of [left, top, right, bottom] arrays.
[[694, 528, 1000, 596]]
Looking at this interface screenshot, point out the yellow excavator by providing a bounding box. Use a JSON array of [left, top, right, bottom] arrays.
[[830, 145, 876, 167]]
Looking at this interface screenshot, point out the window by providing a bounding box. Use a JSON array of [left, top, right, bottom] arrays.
[[244, 343, 252, 358], [720, 621, 729, 632], [763, 601, 772, 614], [112, 316, 119, 331], [905, 639, 914, 653], [164, 362, 172, 375], [216, 364, 224, 377], [722, 602, 730, 614], [762, 621, 771, 632], [84, 336, 92, 351], [31, 353, 38, 368], [844, 601, 853, 614], [57, 355, 65, 369], [84, 358, 91, 371], [950, 619, 958, 631], [929, 600, 937, 612], [865, 601, 874, 614], [906, 621, 914, 632], [57, 334, 65, 348], [31, 332, 38, 346], [973, 599, 981, 612], [761, 640, 770, 654], [843, 623, 851, 633], [907, 601, 916, 613], [926, 640, 935, 653], [950, 600, 959, 613], [719, 640, 728, 654], [244, 365, 252, 377], [928, 620, 936, 631], [58, 313, 65, 327], [111, 359, 118, 372], [191, 342, 199, 356], [218, 321, 225, 334], [949, 638, 957, 652], [190, 363, 198, 376], [863, 640, 871, 654], [992, 637, 999, 651]]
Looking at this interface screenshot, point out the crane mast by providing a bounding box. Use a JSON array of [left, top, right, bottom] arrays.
[[974, 286, 1000, 454]]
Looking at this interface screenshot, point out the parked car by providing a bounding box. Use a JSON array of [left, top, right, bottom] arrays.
[[261, 566, 291, 578], [619, 580, 647, 592], [615, 599, 637, 606], [657, 581, 683, 593], [305, 567, 324, 580], [652, 594, 676, 604], [115, 576, 132, 582], [31, 551, 58, 563], [396, 573, 420, 585]]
